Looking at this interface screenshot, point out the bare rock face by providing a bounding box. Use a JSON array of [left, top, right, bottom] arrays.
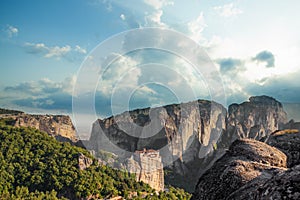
[[88, 100, 227, 174], [78, 153, 93, 170], [255, 164, 300, 199], [227, 95, 287, 141], [191, 139, 287, 200], [229, 164, 300, 200], [125, 149, 164, 191], [263, 129, 300, 167], [0, 112, 77, 142]]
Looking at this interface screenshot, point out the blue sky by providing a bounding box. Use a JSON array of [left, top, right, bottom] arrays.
[[1, 0, 300, 127]]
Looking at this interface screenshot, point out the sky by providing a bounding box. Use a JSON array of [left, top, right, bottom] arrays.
[[1, 0, 300, 130]]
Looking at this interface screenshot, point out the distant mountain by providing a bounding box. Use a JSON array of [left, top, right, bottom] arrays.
[[0, 108, 24, 115], [0, 108, 77, 143]]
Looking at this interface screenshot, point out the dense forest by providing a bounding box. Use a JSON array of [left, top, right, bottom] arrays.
[[0, 118, 191, 199]]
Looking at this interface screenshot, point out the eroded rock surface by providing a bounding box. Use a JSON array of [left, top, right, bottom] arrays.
[[255, 164, 300, 199], [78, 153, 93, 170], [125, 149, 164, 191], [0, 113, 77, 142], [89, 100, 227, 175], [192, 138, 287, 200], [264, 130, 300, 167], [227, 96, 287, 142]]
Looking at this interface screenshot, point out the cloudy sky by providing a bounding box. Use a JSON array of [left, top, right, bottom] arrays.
[[1, 0, 300, 125]]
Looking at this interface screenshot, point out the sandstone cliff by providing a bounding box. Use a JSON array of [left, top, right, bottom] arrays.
[[0, 111, 77, 142], [227, 95, 287, 142]]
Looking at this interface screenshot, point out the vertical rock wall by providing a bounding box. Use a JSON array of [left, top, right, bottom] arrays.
[[126, 149, 164, 191]]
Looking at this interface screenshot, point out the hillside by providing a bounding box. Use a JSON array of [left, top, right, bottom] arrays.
[[0, 119, 191, 200], [0, 109, 77, 143]]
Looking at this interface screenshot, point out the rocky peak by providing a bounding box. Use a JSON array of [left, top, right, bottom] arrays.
[[88, 100, 227, 175], [249, 95, 282, 106], [227, 95, 287, 141]]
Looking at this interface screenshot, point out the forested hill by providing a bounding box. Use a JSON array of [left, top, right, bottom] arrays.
[[0, 118, 191, 200]]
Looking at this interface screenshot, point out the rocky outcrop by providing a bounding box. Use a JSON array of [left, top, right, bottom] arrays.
[[192, 130, 300, 200], [191, 138, 287, 200], [254, 164, 300, 199], [78, 153, 93, 170], [0, 111, 77, 142], [263, 129, 300, 167], [125, 149, 164, 191], [227, 95, 287, 142], [88, 100, 227, 175], [87, 96, 292, 191]]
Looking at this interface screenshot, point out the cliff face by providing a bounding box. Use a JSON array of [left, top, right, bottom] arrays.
[[88, 100, 227, 174], [125, 149, 164, 191], [88, 96, 291, 191], [227, 95, 287, 142], [0, 112, 77, 142]]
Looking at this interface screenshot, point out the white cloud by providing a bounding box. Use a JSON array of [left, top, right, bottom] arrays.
[[95, 53, 141, 96], [145, 10, 166, 27], [143, 0, 174, 9], [188, 12, 207, 43], [120, 14, 126, 20], [2, 76, 77, 113], [45, 45, 71, 58], [6, 25, 18, 37], [24, 42, 87, 60], [4, 76, 76, 97], [75, 45, 87, 54], [214, 3, 243, 17]]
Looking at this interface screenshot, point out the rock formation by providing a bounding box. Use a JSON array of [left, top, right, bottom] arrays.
[[191, 138, 287, 200], [192, 131, 300, 200], [254, 164, 300, 199], [88, 100, 227, 175], [227, 95, 287, 142], [0, 111, 77, 142], [78, 153, 93, 170], [125, 149, 164, 191], [1, 95, 295, 193], [263, 129, 300, 167], [87, 95, 292, 191]]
